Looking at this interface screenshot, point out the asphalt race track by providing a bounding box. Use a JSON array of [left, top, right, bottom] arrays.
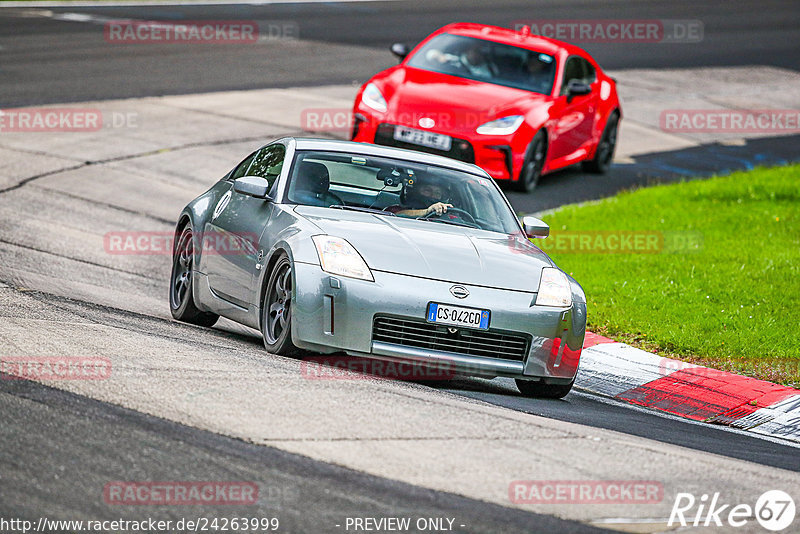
[[3, 0, 800, 215], [2, 0, 800, 106], [1, 1, 800, 532], [1, 377, 604, 534]]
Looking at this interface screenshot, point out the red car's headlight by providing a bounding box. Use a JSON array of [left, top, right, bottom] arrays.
[[361, 83, 388, 113], [476, 115, 524, 135]]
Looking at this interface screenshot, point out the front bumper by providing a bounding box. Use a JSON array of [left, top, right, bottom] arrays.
[[352, 113, 524, 183], [291, 262, 586, 381]]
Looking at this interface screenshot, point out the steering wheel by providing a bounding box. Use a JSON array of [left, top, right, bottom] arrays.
[[420, 206, 478, 225]]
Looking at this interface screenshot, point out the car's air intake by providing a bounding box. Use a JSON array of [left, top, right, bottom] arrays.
[[372, 316, 529, 361]]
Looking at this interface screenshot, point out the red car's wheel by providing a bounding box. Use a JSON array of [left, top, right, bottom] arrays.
[[514, 131, 547, 193], [582, 112, 619, 174]]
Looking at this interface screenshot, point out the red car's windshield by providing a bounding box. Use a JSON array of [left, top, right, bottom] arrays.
[[407, 33, 557, 95]]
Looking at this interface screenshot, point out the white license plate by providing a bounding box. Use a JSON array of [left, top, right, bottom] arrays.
[[393, 126, 452, 151], [426, 302, 490, 330]]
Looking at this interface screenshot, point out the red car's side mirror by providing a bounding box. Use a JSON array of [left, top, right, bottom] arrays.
[[566, 80, 592, 102], [391, 43, 409, 61]]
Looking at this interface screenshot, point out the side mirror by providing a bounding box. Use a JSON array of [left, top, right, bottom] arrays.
[[522, 216, 549, 239], [566, 80, 591, 102], [391, 43, 409, 61], [234, 176, 271, 199]]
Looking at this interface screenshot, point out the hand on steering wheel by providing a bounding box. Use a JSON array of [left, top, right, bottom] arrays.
[[420, 205, 477, 225], [424, 202, 452, 216]]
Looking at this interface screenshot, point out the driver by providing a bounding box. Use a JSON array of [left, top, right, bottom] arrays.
[[426, 42, 493, 78], [516, 53, 554, 93], [386, 177, 453, 217], [461, 44, 494, 78]]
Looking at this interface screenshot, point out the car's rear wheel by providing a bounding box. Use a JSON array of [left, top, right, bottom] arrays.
[[170, 224, 219, 327], [515, 377, 574, 399], [261, 254, 300, 356], [582, 112, 619, 174], [513, 131, 547, 193]]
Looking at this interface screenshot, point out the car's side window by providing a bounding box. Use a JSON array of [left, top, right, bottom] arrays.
[[560, 57, 583, 95], [246, 144, 286, 189], [228, 152, 257, 181], [580, 58, 596, 84], [560, 56, 595, 95]]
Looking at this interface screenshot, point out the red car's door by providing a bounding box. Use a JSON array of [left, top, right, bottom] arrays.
[[547, 56, 598, 164]]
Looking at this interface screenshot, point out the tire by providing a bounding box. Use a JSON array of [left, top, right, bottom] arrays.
[[169, 224, 219, 327], [513, 131, 547, 193], [261, 254, 300, 356], [582, 112, 619, 174], [515, 377, 574, 399]]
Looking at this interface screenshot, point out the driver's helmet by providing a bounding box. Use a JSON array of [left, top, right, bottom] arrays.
[[403, 173, 450, 209]]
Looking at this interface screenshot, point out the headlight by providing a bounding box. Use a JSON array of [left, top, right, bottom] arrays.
[[361, 83, 388, 113], [476, 115, 524, 135], [312, 235, 374, 281], [535, 267, 572, 307]]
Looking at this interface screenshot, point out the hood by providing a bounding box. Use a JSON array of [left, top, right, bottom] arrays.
[[296, 206, 552, 292], [383, 67, 549, 135]]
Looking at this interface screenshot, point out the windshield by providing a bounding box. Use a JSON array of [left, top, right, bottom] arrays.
[[286, 150, 521, 235], [406, 33, 557, 95]]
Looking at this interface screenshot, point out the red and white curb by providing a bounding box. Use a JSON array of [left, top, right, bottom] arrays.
[[577, 333, 800, 443]]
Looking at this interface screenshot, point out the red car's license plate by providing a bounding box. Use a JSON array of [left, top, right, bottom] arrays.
[[393, 126, 452, 151]]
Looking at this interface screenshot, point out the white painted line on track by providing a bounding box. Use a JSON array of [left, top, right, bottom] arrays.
[[1, 0, 397, 7]]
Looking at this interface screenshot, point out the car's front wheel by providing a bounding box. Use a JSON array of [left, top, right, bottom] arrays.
[[514, 131, 547, 193], [515, 377, 574, 399], [170, 224, 219, 327], [582, 112, 619, 174], [261, 254, 300, 356]]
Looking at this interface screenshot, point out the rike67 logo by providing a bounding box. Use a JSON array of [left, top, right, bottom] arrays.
[[669, 490, 795, 531]]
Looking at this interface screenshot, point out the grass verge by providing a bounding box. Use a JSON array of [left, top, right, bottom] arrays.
[[536, 164, 800, 387]]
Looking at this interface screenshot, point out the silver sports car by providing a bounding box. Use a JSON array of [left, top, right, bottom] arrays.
[[170, 138, 586, 398]]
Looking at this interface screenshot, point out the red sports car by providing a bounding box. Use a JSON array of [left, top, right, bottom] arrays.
[[351, 23, 621, 192]]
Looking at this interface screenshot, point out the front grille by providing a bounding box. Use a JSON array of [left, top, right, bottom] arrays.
[[374, 124, 475, 164], [372, 316, 529, 362]]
